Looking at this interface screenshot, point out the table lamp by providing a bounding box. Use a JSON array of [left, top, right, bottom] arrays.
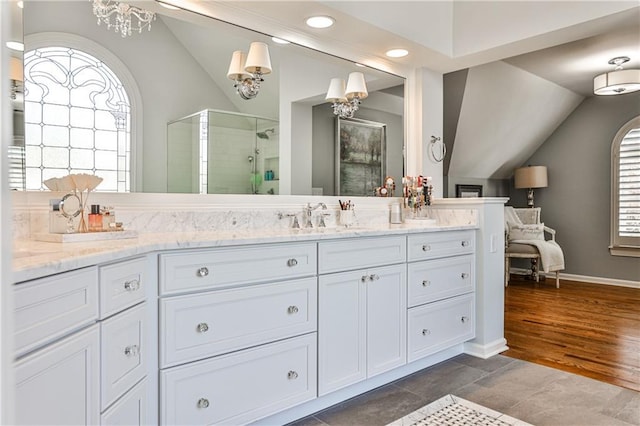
[[514, 165, 548, 207]]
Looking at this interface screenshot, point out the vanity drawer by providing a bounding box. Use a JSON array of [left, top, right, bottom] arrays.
[[318, 235, 406, 274], [99, 257, 147, 319], [408, 255, 474, 307], [407, 230, 474, 262], [101, 378, 147, 426], [159, 243, 316, 295], [14, 267, 99, 356], [407, 293, 475, 362], [101, 303, 147, 410], [161, 333, 317, 426], [160, 277, 317, 368]]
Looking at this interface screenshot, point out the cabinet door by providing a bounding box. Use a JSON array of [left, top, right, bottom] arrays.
[[101, 379, 147, 426], [366, 264, 407, 378], [318, 270, 367, 396], [15, 325, 100, 426]]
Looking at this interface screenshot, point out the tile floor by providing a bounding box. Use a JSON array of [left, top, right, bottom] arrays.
[[287, 355, 640, 426]]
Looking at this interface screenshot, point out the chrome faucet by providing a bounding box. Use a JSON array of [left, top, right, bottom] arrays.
[[303, 203, 327, 228]]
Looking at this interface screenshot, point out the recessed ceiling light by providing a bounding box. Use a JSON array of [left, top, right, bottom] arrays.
[[17, 1, 24, 8], [6, 41, 24, 52], [355, 63, 365, 68], [305, 16, 335, 29], [157, 1, 180, 10], [386, 48, 409, 58], [271, 37, 290, 45]]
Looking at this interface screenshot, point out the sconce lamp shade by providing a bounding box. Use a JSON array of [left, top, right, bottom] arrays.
[[244, 42, 272, 75], [227, 50, 250, 81], [514, 166, 548, 189], [10, 57, 23, 81], [325, 78, 347, 102], [593, 69, 640, 95], [345, 72, 368, 99]]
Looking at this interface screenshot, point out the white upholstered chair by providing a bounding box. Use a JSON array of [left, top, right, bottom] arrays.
[[504, 207, 563, 288]]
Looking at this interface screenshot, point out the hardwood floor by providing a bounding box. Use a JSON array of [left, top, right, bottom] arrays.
[[504, 276, 640, 392]]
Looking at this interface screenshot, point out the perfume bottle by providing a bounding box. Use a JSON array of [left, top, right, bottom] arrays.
[[88, 204, 103, 232], [101, 206, 115, 231]]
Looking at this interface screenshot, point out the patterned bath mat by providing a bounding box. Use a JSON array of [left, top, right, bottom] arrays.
[[387, 394, 533, 426]]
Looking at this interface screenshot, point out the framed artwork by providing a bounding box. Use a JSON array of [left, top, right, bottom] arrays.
[[456, 184, 483, 198], [335, 118, 386, 196]]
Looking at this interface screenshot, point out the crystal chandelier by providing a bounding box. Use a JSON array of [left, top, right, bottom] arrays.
[[92, 0, 156, 38], [325, 72, 368, 119]]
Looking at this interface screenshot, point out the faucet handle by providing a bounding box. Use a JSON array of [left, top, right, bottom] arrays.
[[318, 212, 331, 228], [284, 213, 300, 229]]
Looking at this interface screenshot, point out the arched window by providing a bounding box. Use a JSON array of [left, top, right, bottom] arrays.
[[23, 46, 130, 192], [611, 115, 640, 256]]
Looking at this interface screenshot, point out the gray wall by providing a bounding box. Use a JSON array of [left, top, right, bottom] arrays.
[[512, 92, 640, 282], [312, 104, 404, 196]]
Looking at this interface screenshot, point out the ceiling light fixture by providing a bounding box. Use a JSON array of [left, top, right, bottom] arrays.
[[306, 16, 335, 29], [593, 56, 640, 96], [92, 0, 156, 38], [271, 37, 290, 45], [227, 42, 272, 100], [325, 72, 368, 119], [6, 41, 24, 52], [385, 48, 408, 58]]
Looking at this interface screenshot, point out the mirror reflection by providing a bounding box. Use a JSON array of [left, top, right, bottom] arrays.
[[16, 1, 405, 196]]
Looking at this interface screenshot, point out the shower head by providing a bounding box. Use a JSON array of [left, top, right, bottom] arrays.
[[256, 128, 275, 139]]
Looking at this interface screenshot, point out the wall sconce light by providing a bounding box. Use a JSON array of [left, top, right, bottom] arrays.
[[514, 165, 548, 208], [227, 42, 272, 100], [9, 56, 23, 100], [325, 72, 368, 119]]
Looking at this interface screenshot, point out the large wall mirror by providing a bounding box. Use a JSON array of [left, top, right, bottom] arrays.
[[14, 1, 405, 196]]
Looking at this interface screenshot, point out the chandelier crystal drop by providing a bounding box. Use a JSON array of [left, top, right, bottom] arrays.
[[92, 0, 156, 38]]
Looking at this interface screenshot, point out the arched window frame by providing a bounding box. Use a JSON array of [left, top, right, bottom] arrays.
[[24, 32, 143, 191], [610, 115, 640, 257]]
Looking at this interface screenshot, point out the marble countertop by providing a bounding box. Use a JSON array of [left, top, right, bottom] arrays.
[[13, 223, 477, 283]]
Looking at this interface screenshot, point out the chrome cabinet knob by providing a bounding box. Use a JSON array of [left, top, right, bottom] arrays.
[[287, 370, 299, 380], [461, 240, 470, 247], [461, 272, 469, 279], [422, 329, 431, 336], [124, 344, 139, 357], [422, 244, 431, 252], [287, 305, 299, 314], [197, 267, 209, 277], [197, 398, 210, 409], [461, 316, 469, 323], [196, 323, 209, 333], [124, 279, 140, 291], [287, 258, 298, 267], [369, 274, 380, 281], [361, 275, 368, 282], [422, 280, 430, 287]]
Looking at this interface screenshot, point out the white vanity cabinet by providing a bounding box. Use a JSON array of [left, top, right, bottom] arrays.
[[158, 242, 318, 425], [318, 236, 407, 396], [406, 231, 476, 363], [13, 256, 153, 426]]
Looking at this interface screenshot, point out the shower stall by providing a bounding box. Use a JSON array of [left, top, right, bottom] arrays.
[[167, 109, 279, 195]]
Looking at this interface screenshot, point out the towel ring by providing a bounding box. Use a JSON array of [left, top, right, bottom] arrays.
[[429, 136, 446, 163]]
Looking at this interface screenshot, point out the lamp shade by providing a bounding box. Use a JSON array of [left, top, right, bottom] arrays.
[[593, 69, 640, 95], [325, 78, 347, 102], [514, 166, 548, 189], [345, 72, 368, 99], [244, 42, 272, 75], [10, 56, 23, 81], [227, 50, 250, 81]]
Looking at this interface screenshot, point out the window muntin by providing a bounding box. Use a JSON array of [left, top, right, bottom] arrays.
[[23, 46, 131, 192]]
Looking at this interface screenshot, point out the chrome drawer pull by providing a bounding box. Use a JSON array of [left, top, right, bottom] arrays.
[[422, 244, 431, 252], [361, 275, 368, 283], [461, 273, 469, 279], [287, 370, 299, 380], [196, 323, 209, 333], [124, 345, 139, 357], [123, 279, 140, 291], [197, 267, 209, 277], [287, 258, 298, 267], [287, 305, 299, 314], [461, 240, 470, 247], [461, 316, 469, 323], [197, 398, 210, 409], [422, 280, 430, 287], [369, 274, 380, 281], [422, 329, 431, 336]]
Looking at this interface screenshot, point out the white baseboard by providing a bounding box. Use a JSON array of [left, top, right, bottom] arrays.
[[509, 267, 639, 289], [464, 338, 509, 359]]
